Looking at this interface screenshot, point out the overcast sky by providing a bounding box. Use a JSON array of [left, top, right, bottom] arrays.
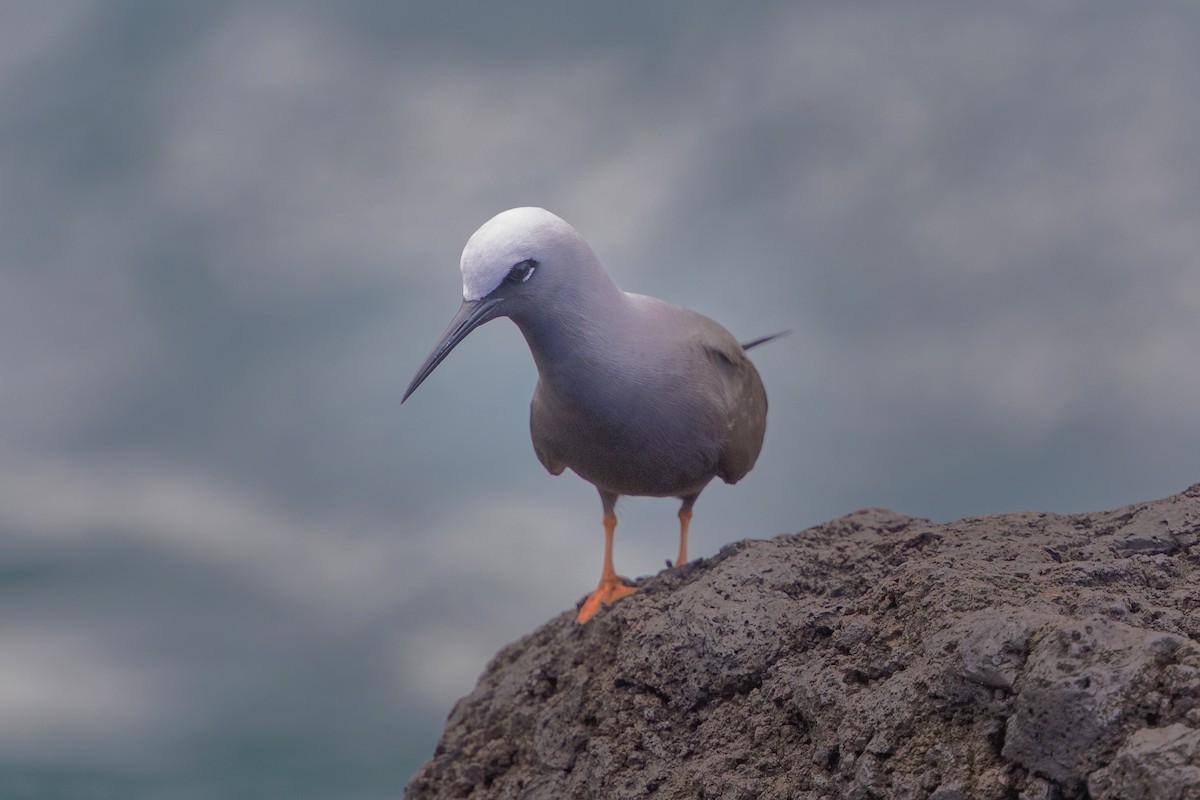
[[3, 1, 1199, 796]]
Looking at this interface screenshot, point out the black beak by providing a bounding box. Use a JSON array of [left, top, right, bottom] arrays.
[[402, 297, 505, 402]]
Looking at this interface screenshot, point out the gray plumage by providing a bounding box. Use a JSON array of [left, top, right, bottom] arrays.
[[526, 292, 767, 500], [403, 207, 778, 621]]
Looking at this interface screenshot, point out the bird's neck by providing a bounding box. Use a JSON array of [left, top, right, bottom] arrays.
[[511, 280, 630, 388]]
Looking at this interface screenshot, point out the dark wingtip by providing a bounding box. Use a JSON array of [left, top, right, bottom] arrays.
[[741, 330, 792, 350]]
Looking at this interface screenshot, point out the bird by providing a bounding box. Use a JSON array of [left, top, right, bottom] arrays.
[[403, 207, 781, 623]]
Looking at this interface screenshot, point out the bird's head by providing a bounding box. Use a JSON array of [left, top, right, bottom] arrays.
[[402, 207, 597, 402]]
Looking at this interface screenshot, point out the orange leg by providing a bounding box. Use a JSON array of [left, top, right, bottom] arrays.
[[576, 508, 636, 623], [676, 505, 692, 567]]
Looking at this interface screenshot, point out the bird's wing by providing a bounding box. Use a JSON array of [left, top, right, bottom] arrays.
[[529, 385, 568, 476], [698, 327, 769, 485]]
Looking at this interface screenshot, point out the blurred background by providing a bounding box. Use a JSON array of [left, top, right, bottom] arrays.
[[3, 1, 1199, 797]]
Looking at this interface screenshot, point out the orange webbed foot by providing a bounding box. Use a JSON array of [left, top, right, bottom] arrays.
[[576, 576, 637, 623]]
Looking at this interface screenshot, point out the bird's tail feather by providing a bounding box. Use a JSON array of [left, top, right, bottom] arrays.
[[741, 330, 791, 350]]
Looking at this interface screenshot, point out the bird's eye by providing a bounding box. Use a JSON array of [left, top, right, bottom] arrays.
[[505, 259, 538, 284]]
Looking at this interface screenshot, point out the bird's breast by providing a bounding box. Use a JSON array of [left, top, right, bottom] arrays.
[[528, 362, 726, 498]]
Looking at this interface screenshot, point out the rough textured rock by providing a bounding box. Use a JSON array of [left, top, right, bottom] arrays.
[[406, 486, 1200, 800]]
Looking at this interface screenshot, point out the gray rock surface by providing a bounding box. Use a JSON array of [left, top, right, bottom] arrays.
[[406, 486, 1200, 799]]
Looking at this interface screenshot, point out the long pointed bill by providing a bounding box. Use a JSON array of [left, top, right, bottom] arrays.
[[402, 297, 504, 402]]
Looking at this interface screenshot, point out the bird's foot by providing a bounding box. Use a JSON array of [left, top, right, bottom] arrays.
[[576, 576, 637, 623]]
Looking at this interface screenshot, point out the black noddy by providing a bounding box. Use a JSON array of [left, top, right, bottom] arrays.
[[404, 207, 781, 623]]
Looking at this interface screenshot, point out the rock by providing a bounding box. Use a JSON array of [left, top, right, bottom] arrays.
[[1088, 723, 1200, 800], [1001, 619, 1192, 787], [406, 486, 1200, 799]]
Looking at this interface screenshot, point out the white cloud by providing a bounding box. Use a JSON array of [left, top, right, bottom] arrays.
[[0, 450, 651, 713], [0, 624, 172, 762], [699, 4, 1200, 443], [0, 1, 99, 78], [0, 211, 165, 447], [0, 456, 398, 618], [0, 453, 641, 629], [149, 6, 704, 309]]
